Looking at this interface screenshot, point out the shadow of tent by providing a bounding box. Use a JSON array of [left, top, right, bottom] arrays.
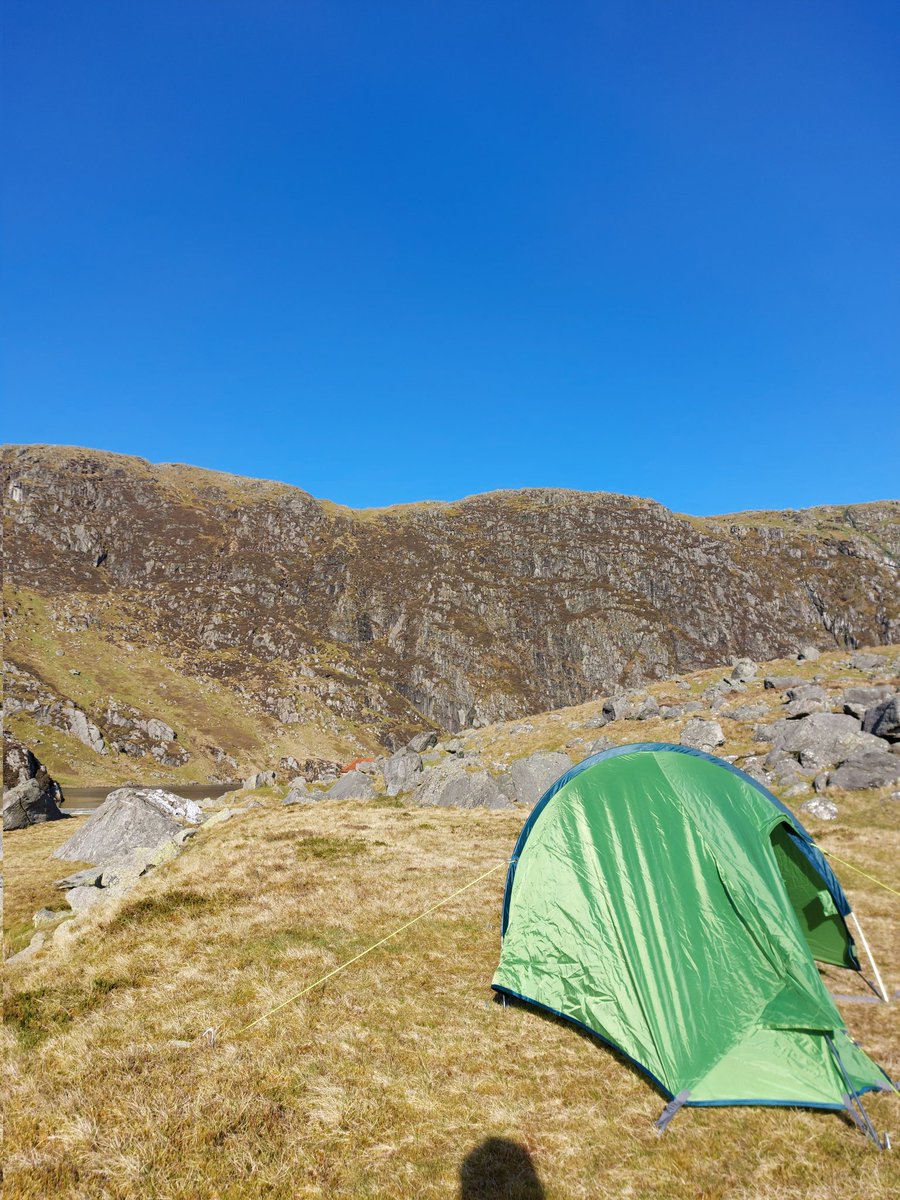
[[459, 1137, 545, 1200]]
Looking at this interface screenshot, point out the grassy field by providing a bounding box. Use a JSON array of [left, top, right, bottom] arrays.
[[4, 784, 899, 1200]]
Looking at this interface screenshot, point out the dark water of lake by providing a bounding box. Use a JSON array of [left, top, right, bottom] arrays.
[[62, 783, 240, 813]]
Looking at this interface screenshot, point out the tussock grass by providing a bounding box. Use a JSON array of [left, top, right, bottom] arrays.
[[4, 787, 899, 1199]]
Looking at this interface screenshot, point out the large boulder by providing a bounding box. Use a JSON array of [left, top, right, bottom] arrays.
[[862, 696, 900, 742], [679, 719, 725, 753], [3, 776, 67, 831], [413, 760, 510, 810], [730, 658, 758, 682], [768, 712, 887, 770], [783, 685, 829, 719], [382, 749, 423, 796], [243, 770, 276, 789], [53, 787, 203, 864], [764, 675, 804, 691], [510, 751, 573, 808], [602, 695, 639, 722], [325, 771, 376, 801], [407, 731, 439, 754], [826, 752, 900, 792]]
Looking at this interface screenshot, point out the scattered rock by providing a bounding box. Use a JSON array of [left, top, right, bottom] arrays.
[[3, 776, 67, 832], [243, 770, 276, 789], [849, 652, 882, 672], [325, 771, 376, 801], [586, 736, 615, 756], [799, 797, 838, 821], [862, 696, 900, 742], [797, 645, 821, 662], [33, 907, 67, 926], [784, 685, 829, 719], [53, 787, 203, 864], [826, 752, 900, 792], [767, 712, 887, 771], [679, 719, 725, 753], [441, 738, 464, 754], [54, 867, 104, 890], [7, 931, 47, 964], [414, 761, 510, 810], [509, 751, 573, 807], [731, 658, 758, 682], [636, 696, 660, 720], [724, 703, 769, 722], [602, 695, 639, 722], [407, 731, 439, 754], [764, 675, 804, 691], [382, 749, 423, 796], [66, 885, 105, 913]]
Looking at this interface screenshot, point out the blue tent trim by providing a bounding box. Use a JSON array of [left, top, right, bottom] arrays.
[[500, 743, 856, 948]]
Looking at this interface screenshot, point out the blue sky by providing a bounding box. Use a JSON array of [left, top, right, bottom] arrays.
[[4, 1, 898, 513]]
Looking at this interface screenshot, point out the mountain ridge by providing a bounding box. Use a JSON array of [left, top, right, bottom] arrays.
[[2, 443, 898, 784]]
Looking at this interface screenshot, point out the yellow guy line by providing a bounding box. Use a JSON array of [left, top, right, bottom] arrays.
[[824, 851, 900, 900], [235, 860, 506, 1035]]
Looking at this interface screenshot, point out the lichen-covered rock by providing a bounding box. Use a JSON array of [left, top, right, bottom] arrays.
[[679, 719, 725, 752], [799, 797, 838, 821], [764, 675, 804, 691], [382, 749, 423, 796], [53, 787, 202, 864], [407, 731, 439, 754], [413, 760, 509, 809], [767, 712, 886, 770], [509, 751, 573, 807], [325, 771, 376, 801], [731, 658, 758, 682]]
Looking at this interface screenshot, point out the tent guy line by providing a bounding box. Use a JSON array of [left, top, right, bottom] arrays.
[[230, 860, 507, 1037]]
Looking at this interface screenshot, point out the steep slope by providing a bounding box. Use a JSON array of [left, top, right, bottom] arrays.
[[2, 444, 898, 784]]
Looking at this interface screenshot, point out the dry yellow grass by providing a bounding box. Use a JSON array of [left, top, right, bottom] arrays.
[[4, 784, 899, 1199]]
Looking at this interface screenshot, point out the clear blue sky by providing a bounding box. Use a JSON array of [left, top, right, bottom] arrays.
[[4, 1, 898, 513]]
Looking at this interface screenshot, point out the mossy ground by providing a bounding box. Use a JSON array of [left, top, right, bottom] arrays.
[[4, 778, 898, 1199]]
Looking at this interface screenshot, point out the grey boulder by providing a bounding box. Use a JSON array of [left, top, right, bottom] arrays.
[[3, 776, 67, 832], [679, 719, 725, 753], [764, 675, 804, 691], [797, 645, 821, 662], [862, 696, 900, 742], [799, 797, 838, 821], [850, 652, 882, 672], [783, 685, 829, 719], [510, 751, 573, 807], [768, 712, 886, 771], [407, 731, 439, 754], [414, 760, 510, 810], [731, 658, 758, 682], [53, 787, 203, 864], [325, 771, 376, 801], [826, 752, 900, 792], [243, 770, 277, 789], [382, 749, 423, 796]]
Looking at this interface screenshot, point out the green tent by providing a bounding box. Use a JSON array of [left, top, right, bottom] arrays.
[[493, 744, 894, 1141]]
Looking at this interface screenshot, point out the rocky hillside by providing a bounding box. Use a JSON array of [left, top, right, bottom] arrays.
[[2, 444, 898, 785]]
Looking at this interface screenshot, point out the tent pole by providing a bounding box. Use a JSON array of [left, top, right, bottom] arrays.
[[849, 912, 889, 1003]]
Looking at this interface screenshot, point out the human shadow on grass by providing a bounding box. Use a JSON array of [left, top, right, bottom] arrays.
[[459, 1137, 545, 1199]]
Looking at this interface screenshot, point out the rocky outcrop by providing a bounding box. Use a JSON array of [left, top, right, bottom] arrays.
[[2, 737, 66, 830], [3, 776, 66, 831], [3, 447, 899, 758], [509, 751, 573, 807], [53, 787, 203, 863]]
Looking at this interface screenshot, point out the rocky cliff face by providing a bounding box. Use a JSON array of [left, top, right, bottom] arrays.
[[2, 445, 898, 781]]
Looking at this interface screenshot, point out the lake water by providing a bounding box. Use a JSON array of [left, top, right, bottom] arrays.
[[62, 782, 240, 813]]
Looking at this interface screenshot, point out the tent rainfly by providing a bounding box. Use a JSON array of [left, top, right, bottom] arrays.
[[493, 743, 896, 1144]]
